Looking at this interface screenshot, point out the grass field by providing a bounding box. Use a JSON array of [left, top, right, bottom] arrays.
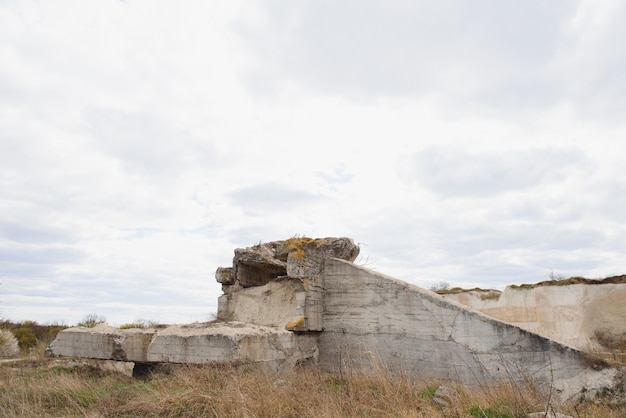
[[1, 354, 624, 418]]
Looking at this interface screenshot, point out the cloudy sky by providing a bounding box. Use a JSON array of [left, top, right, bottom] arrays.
[[2, 0, 626, 326]]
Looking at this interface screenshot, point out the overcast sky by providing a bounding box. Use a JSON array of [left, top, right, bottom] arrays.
[[2, 0, 626, 326]]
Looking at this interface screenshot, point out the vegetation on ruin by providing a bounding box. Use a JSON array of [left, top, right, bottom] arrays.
[[432, 274, 626, 295], [509, 274, 626, 290], [284, 236, 317, 260], [430, 283, 502, 301], [1, 356, 624, 417], [118, 319, 163, 330], [76, 313, 107, 328]]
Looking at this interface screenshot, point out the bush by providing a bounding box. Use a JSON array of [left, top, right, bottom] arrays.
[[77, 314, 106, 328], [11, 327, 37, 349], [118, 319, 161, 329], [429, 281, 451, 293], [0, 329, 19, 357]]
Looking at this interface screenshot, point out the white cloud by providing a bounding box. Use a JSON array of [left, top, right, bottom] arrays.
[[409, 147, 593, 197], [1, 0, 626, 325]]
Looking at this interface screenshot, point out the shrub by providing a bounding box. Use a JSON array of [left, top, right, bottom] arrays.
[[118, 319, 160, 329], [11, 327, 37, 349], [429, 281, 451, 293], [0, 328, 19, 357], [479, 290, 502, 301], [77, 314, 106, 328]]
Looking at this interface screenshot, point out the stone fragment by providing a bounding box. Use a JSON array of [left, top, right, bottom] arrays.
[[432, 385, 460, 408], [215, 267, 234, 285], [528, 412, 574, 418]]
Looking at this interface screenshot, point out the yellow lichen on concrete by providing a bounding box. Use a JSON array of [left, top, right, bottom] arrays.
[[285, 316, 306, 330], [285, 237, 315, 260]]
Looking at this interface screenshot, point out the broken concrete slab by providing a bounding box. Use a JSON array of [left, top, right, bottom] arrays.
[[51, 324, 156, 362], [52, 321, 318, 372], [146, 321, 318, 370], [215, 266, 234, 285]]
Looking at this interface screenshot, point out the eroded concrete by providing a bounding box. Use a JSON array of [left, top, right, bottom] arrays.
[[51, 237, 623, 401], [317, 259, 618, 400], [442, 283, 626, 352], [52, 321, 318, 372]]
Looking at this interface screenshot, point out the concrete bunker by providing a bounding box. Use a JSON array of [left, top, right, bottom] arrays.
[[51, 237, 623, 401]]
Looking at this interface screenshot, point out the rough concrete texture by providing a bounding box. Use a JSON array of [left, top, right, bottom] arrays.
[[53, 321, 318, 372], [51, 324, 156, 362], [218, 237, 359, 332], [52, 237, 622, 401], [441, 284, 626, 352], [147, 322, 318, 370], [218, 279, 304, 327], [317, 259, 618, 401]]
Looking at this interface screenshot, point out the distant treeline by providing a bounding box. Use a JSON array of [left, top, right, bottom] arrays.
[[0, 320, 67, 350]]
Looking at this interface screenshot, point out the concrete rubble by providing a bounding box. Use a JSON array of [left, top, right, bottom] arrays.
[[52, 237, 624, 401]]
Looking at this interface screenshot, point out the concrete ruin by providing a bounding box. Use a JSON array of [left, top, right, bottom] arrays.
[[439, 278, 626, 356], [52, 237, 623, 401]]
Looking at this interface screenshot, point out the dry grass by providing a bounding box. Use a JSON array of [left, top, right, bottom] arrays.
[[1, 358, 624, 417]]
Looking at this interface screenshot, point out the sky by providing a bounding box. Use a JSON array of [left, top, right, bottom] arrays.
[[1, 0, 626, 326]]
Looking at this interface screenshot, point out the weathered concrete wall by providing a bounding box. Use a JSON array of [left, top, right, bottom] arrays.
[[317, 259, 617, 400], [442, 284, 626, 352], [217, 279, 304, 328]]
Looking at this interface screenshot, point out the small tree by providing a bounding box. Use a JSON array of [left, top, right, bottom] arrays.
[[77, 313, 107, 328], [429, 281, 451, 293]]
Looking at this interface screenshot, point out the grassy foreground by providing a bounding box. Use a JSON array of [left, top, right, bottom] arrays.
[[1, 357, 624, 418]]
